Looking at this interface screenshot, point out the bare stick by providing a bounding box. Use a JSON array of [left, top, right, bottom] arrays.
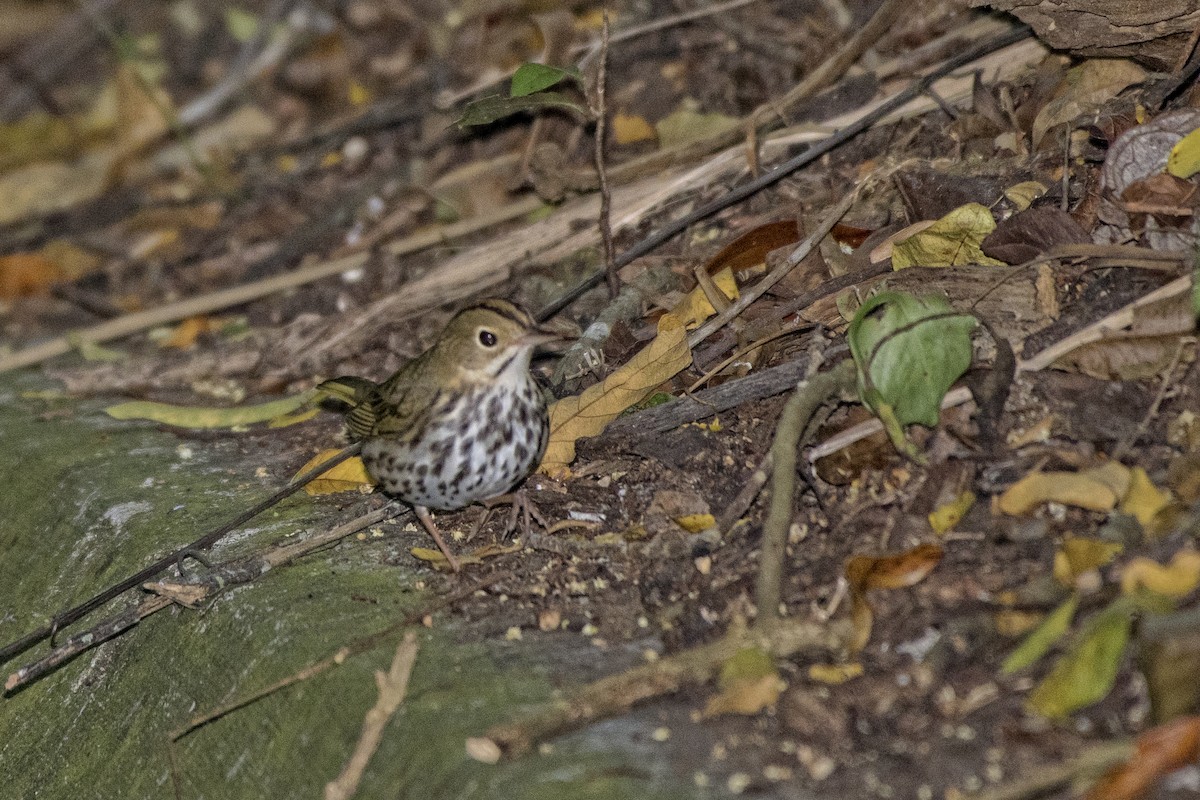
[[0, 197, 541, 375], [325, 632, 420, 800], [482, 615, 853, 757], [4, 496, 394, 694], [755, 358, 856, 628], [592, 10, 617, 297]]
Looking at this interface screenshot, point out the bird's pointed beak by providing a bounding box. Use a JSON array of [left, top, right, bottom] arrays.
[[520, 322, 574, 349]]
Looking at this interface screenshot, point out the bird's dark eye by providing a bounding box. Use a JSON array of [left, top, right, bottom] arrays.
[[478, 329, 498, 347]]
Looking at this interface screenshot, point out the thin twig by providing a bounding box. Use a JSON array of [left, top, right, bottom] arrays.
[[1111, 338, 1192, 461], [325, 632, 420, 800], [4, 495, 394, 694], [0, 197, 542, 375], [538, 24, 1033, 321], [592, 10, 617, 298]]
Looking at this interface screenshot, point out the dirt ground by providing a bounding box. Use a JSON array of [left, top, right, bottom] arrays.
[[2, 1, 1200, 798]]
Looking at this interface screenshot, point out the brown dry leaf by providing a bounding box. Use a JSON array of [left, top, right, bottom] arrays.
[[295, 449, 374, 495], [808, 662, 864, 684], [1054, 288, 1196, 380], [1031, 59, 1147, 148], [845, 543, 943, 653], [612, 112, 656, 145], [39, 240, 102, 281], [541, 270, 737, 475], [703, 220, 801, 276], [0, 253, 63, 298], [1084, 715, 1200, 800]]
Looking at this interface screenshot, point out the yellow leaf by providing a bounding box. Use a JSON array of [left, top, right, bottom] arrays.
[[929, 490, 975, 534], [891, 203, 1006, 269], [1121, 550, 1200, 598], [542, 323, 689, 475], [296, 449, 374, 495], [106, 391, 317, 429], [1053, 536, 1123, 585], [161, 316, 220, 349], [673, 513, 716, 533], [540, 270, 738, 475], [660, 267, 738, 330], [997, 463, 1132, 515], [808, 662, 863, 684], [1119, 467, 1173, 529], [410, 541, 521, 571], [1167, 126, 1200, 178], [1003, 181, 1049, 211], [612, 112, 656, 145]]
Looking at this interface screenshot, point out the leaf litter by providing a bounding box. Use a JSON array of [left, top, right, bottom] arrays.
[[1, 3, 1199, 799]]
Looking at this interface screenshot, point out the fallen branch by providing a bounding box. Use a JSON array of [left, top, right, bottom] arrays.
[[481, 614, 853, 757], [2, 474, 393, 692], [755, 358, 857, 627], [325, 632, 420, 800]]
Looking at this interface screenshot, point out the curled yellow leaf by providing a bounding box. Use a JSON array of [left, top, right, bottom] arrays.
[[1121, 550, 1200, 598]]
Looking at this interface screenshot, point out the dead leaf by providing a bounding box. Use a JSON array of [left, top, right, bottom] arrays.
[[808, 662, 863, 684], [1053, 537, 1124, 586], [1120, 550, 1200, 599], [981, 206, 1091, 265], [1085, 715, 1200, 800], [891, 203, 1007, 268], [295, 449, 374, 495], [410, 542, 521, 571], [161, 316, 222, 349], [612, 112, 656, 145], [0, 253, 63, 298], [1053, 287, 1195, 380], [655, 103, 738, 149], [702, 647, 786, 718], [928, 490, 975, 534], [845, 543, 943, 653], [997, 461, 1132, 515], [1031, 59, 1147, 148], [703, 220, 801, 277], [541, 269, 737, 475], [1119, 467, 1174, 529]]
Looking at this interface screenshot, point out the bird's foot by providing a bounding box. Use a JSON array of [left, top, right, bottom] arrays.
[[414, 505, 462, 572], [467, 490, 547, 542]]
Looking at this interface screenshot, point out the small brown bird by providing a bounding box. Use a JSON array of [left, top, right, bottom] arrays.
[[319, 299, 559, 571]]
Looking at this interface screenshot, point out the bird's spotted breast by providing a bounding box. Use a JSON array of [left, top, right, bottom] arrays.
[[361, 376, 548, 511]]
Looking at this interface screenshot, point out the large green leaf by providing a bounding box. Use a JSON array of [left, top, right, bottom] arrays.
[[1027, 597, 1136, 718], [847, 291, 976, 456]]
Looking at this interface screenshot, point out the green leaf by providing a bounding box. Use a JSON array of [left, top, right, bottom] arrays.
[[457, 92, 591, 128], [510, 63, 581, 98], [1027, 597, 1135, 718], [1002, 593, 1079, 674], [847, 291, 977, 453]]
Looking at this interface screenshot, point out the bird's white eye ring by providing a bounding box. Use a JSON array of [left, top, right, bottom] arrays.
[[478, 329, 498, 347]]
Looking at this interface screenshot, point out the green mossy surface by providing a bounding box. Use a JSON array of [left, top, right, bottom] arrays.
[[0, 375, 693, 800]]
